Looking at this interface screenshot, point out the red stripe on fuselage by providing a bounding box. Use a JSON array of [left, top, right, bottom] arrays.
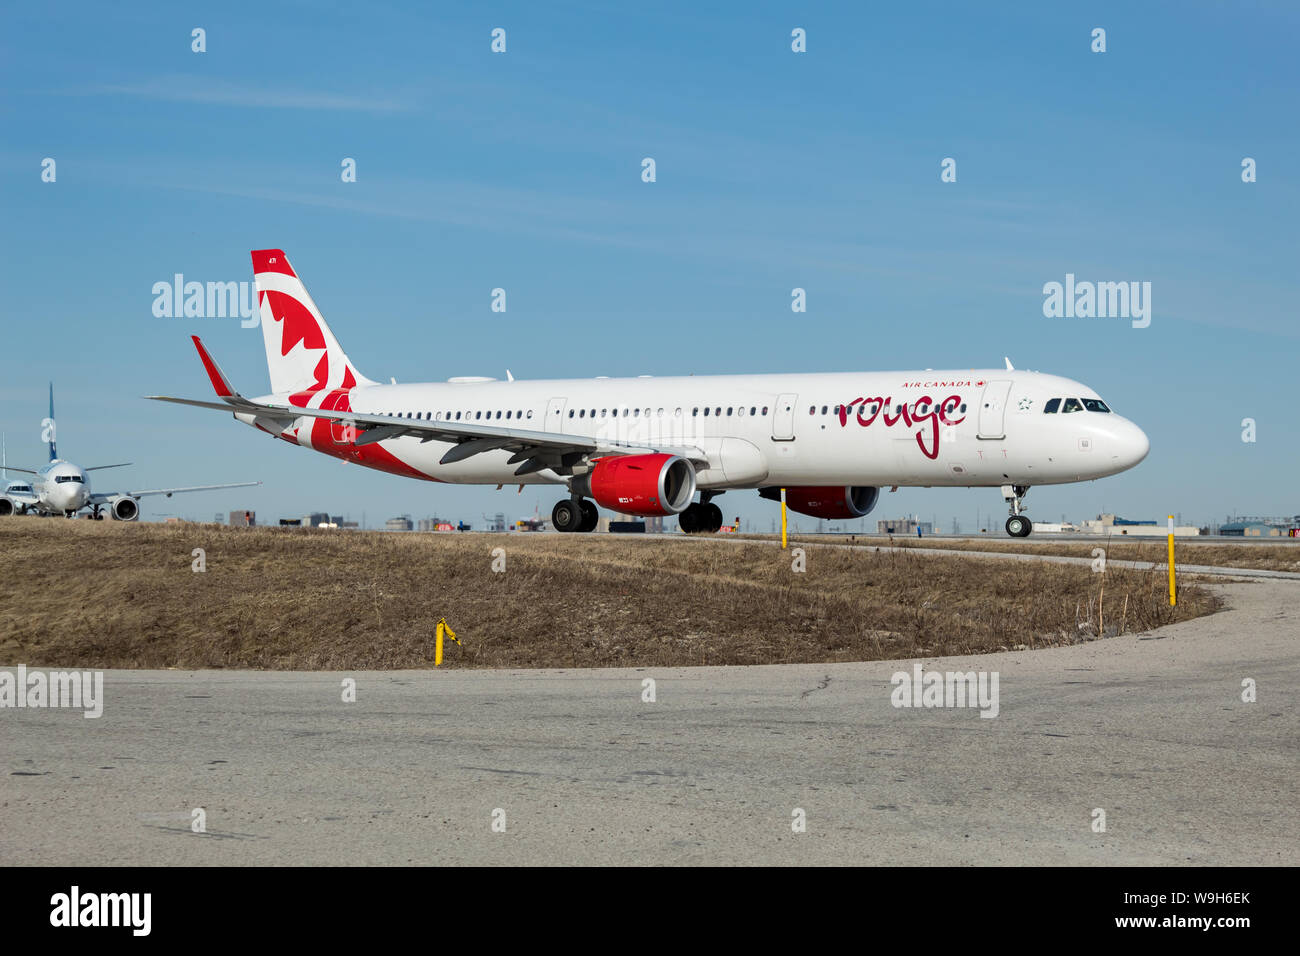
[[300, 388, 437, 482]]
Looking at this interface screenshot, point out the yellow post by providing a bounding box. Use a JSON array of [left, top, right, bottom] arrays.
[[1167, 515, 1176, 606], [780, 487, 788, 550], [435, 619, 444, 666]]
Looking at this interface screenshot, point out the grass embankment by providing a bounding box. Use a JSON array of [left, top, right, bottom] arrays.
[[0, 520, 1220, 669]]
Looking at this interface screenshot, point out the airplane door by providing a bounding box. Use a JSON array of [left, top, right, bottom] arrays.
[[545, 397, 568, 430], [977, 380, 1013, 439], [772, 393, 797, 441]]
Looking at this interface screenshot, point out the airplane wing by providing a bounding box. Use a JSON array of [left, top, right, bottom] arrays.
[[90, 481, 260, 504], [85, 463, 133, 471], [147, 336, 709, 477]]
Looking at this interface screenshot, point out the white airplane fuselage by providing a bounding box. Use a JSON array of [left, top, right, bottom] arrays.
[[237, 368, 1149, 489], [27, 460, 92, 515]]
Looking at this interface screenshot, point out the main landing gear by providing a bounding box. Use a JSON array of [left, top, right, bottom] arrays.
[[678, 492, 724, 534], [552, 497, 598, 533], [1002, 484, 1032, 537]]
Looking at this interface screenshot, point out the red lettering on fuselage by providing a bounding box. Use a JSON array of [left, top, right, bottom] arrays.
[[838, 393, 966, 459]]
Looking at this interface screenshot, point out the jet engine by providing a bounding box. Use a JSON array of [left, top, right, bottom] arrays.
[[109, 496, 140, 521], [0, 498, 14, 517], [571, 454, 696, 516], [761, 486, 880, 520]]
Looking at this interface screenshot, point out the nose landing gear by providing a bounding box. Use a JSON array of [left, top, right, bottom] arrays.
[[1002, 484, 1032, 537]]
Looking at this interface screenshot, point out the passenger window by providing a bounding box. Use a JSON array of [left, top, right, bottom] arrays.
[[693, 407, 699, 416], [704, 408, 710, 416], [762, 406, 768, 415], [750, 406, 757, 415], [568, 410, 574, 418], [1062, 398, 1083, 413], [809, 406, 816, 415], [727, 407, 733, 416], [1044, 398, 1060, 414], [579, 409, 585, 418]]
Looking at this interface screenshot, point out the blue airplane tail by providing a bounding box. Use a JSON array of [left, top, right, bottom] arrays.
[[46, 382, 57, 461]]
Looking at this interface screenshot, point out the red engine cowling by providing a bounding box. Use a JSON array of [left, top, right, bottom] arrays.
[[579, 454, 697, 516], [765, 486, 879, 520]]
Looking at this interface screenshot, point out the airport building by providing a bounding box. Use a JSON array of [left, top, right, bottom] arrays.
[[386, 516, 413, 531], [229, 510, 256, 527], [1220, 520, 1296, 537], [1079, 514, 1200, 536], [877, 518, 933, 535]]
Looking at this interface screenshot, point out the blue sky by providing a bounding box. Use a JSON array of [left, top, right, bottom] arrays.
[[2, 1, 1296, 530]]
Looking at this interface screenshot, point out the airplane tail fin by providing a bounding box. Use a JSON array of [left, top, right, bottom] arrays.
[[250, 249, 376, 398], [46, 383, 57, 461]]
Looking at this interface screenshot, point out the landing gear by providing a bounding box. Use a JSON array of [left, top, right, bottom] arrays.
[[579, 499, 599, 533], [678, 501, 723, 534], [1001, 484, 1032, 537], [552, 498, 583, 533], [553, 497, 599, 533]]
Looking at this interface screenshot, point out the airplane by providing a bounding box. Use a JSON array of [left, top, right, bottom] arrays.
[[148, 249, 1149, 538], [0, 384, 260, 520]]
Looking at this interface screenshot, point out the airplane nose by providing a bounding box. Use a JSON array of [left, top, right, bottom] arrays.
[[1116, 419, 1149, 469]]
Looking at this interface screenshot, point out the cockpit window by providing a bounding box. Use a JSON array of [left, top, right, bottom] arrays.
[[1043, 398, 1060, 414], [54, 475, 85, 483], [1082, 398, 1111, 413], [1061, 398, 1083, 413]]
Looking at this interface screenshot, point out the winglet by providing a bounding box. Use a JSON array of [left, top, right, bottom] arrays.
[[1004, 356, 1015, 371], [192, 336, 237, 399]]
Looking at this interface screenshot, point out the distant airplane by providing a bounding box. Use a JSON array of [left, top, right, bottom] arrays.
[[0, 384, 259, 520], [149, 249, 1149, 537]]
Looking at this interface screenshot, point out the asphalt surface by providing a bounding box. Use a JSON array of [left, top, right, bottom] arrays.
[[2, 578, 1296, 866]]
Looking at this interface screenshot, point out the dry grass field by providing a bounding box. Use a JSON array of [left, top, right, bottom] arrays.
[[0, 520, 1221, 670], [766, 533, 1300, 573]]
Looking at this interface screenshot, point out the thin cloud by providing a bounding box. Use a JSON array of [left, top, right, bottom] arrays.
[[83, 76, 411, 113]]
